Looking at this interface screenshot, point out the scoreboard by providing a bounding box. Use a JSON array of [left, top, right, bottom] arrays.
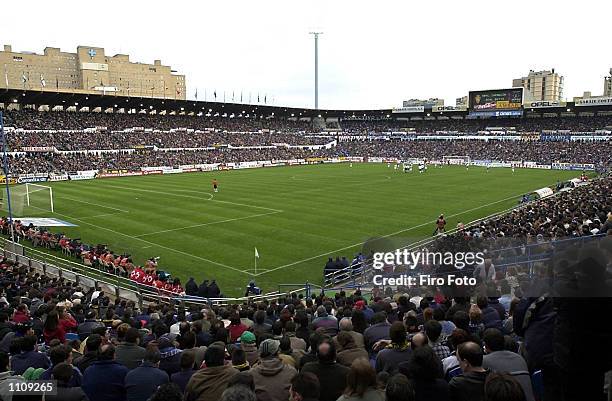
[[468, 88, 523, 117]]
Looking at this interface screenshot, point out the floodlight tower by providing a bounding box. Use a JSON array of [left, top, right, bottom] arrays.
[[309, 32, 323, 110]]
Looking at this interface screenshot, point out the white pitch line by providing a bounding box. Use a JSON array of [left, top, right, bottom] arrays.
[[252, 192, 523, 277], [48, 210, 249, 275], [135, 210, 281, 237], [60, 196, 130, 213], [79, 212, 127, 220], [98, 183, 282, 213]]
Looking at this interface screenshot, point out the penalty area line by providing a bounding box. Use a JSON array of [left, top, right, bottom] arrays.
[[48, 210, 249, 275], [134, 210, 281, 237]]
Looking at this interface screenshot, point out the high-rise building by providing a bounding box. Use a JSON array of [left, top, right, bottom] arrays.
[[402, 98, 444, 108], [605, 68, 612, 97], [456, 96, 468, 107], [0, 45, 186, 99], [512, 69, 563, 102]]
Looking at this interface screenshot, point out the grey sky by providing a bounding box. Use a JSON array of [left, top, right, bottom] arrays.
[[1, 0, 610, 110]]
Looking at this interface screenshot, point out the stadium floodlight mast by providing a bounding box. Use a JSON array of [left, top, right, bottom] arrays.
[[309, 32, 323, 110]]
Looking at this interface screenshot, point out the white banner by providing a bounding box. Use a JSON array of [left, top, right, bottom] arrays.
[[392, 106, 425, 113], [534, 187, 554, 198], [575, 97, 612, 107], [525, 101, 565, 108], [49, 174, 69, 182], [432, 105, 468, 112]]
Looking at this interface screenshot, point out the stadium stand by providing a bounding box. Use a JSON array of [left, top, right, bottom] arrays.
[[0, 106, 611, 401]]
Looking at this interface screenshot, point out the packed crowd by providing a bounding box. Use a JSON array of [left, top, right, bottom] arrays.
[[4, 139, 611, 175], [5, 148, 318, 175], [332, 140, 612, 169], [8, 131, 330, 152], [1, 252, 611, 401], [340, 115, 612, 134]]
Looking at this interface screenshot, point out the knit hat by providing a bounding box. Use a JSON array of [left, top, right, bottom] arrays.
[[354, 300, 365, 310], [258, 339, 280, 358], [240, 331, 256, 344]]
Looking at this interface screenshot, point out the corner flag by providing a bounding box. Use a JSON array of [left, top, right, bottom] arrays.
[[255, 247, 259, 258]]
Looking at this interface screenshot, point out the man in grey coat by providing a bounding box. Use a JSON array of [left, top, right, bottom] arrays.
[[482, 328, 535, 401]]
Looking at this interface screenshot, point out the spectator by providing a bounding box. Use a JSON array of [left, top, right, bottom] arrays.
[[45, 362, 89, 401], [44, 309, 77, 344], [240, 331, 259, 366], [82, 344, 129, 401], [228, 313, 248, 343], [385, 373, 415, 401], [74, 334, 101, 373], [375, 321, 411, 374], [301, 340, 350, 401], [336, 332, 369, 367], [115, 327, 146, 370], [148, 383, 183, 401], [171, 351, 196, 393], [285, 321, 307, 351], [124, 348, 169, 401], [289, 372, 321, 401], [78, 311, 104, 341], [337, 358, 385, 401], [424, 320, 451, 361], [449, 342, 490, 401], [0, 350, 25, 401], [231, 348, 250, 372], [250, 338, 297, 401], [363, 312, 391, 352], [442, 329, 472, 381], [158, 336, 182, 376], [184, 344, 238, 401], [9, 335, 50, 375], [482, 329, 535, 401], [399, 346, 449, 401], [334, 318, 365, 350], [252, 310, 272, 339], [312, 306, 338, 336], [220, 384, 257, 401], [39, 344, 82, 387], [484, 372, 526, 401]]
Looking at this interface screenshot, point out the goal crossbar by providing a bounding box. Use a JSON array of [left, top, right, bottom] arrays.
[[25, 183, 54, 213]]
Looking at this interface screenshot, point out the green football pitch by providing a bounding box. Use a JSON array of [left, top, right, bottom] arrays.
[[6, 164, 582, 296]]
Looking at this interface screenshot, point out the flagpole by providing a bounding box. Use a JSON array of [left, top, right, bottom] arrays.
[[254, 252, 257, 276]]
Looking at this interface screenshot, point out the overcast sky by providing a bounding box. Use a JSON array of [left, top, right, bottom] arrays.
[[1, 0, 610, 110]]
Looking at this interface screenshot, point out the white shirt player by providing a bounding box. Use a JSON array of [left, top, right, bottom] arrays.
[[418, 163, 426, 173]]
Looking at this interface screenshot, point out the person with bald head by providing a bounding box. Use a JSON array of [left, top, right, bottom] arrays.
[[301, 340, 350, 401], [410, 332, 429, 349], [449, 342, 491, 401], [333, 318, 365, 351]]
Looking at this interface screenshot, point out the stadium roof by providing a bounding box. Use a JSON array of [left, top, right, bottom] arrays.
[[3, 89, 612, 119], [0, 89, 393, 119]]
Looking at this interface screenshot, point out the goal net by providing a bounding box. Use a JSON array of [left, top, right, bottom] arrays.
[[442, 155, 471, 166], [1, 183, 54, 216]]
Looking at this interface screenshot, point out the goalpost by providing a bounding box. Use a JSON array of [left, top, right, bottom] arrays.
[[25, 183, 54, 213], [442, 155, 471, 166], [1, 183, 54, 216]]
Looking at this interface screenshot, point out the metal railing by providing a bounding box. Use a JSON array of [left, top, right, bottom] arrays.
[[0, 237, 300, 308]]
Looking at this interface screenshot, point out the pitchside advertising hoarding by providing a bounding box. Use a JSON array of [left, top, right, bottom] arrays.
[[469, 88, 523, 117]]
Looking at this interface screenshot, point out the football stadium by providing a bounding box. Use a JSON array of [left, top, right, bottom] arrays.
[[1, 2, 611, 401]]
